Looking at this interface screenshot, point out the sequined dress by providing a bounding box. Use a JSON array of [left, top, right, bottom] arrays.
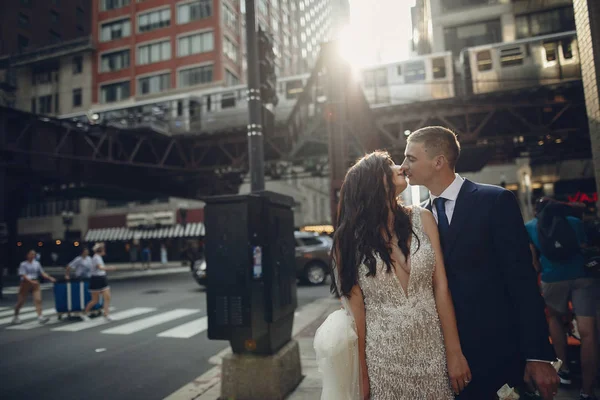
[[358, 207, 454, 400]]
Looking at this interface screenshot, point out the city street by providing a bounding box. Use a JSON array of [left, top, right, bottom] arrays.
[[0, 271, 331, 400]]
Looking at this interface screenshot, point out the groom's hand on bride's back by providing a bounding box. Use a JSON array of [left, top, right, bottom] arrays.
[[524, 361, 560, 400]]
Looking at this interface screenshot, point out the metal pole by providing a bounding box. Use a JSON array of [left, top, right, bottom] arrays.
[[245, 0, 265, 192]]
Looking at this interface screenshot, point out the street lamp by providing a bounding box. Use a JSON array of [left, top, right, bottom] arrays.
[[62, 211, 74, 241]]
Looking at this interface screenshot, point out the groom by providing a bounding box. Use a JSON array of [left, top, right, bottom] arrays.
[[401, 126, 559, 400]]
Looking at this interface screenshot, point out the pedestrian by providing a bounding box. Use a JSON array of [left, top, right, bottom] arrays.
[[12, 250, 56, 325], [82, 243, 116, 321], [160, 244, 168, 264], [526, 199, 599, 400], [141, 245, 151, 270], [64, 247, 92, 280], [400, 126, 558, 399]]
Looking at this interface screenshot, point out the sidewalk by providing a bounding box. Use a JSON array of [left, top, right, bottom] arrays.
[[165, 296, 582, 400]]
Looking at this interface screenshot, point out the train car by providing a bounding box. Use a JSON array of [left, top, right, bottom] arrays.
[[361, 52, 455, 107], [461, 30, 580, 95]]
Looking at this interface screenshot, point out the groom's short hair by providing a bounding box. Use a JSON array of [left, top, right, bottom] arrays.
[[407, 126, 461, 169]]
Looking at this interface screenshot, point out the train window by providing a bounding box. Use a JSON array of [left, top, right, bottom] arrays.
[[206, 95, 212, 111], [561, 39, 573, 59], [500, 47, 524, 67], [404, 61, 426, 83], [543, 42, 557, 62], [221, 92, 236, 109], [396, 65, 402, 75], [363, 71, 375, 88], [285, 80, 304, 99], [432, 57, 446, 79], [476, 51, 492, 71], [375, 68, 387, 86]]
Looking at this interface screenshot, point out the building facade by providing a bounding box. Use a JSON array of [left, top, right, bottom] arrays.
[[0, 0, 91, 56], [411, 0, 575, 57]]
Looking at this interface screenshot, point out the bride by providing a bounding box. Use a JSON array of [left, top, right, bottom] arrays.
[[314, 151, 471, 399]]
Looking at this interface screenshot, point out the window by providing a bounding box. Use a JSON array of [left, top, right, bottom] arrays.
[[444, 19, 502, 56], [543, 42, 557, 62], [39, 95, 52, 114], [50, 30, 61, 44], [396, 65, 402, 75], [500, 46, 524, 67], [138, 40, 171, 65], [100, 81, 130, 103], [138, 8, 170, 33], [562, 39, 574, 59], [178, 31, 214, 57], [138, 73, 170, 95], [18, 34, 29, 52], [258, 0, 268, 15], [55, 94, 60, 113], [100, 49, 130, 72], [179, 65, 213, 87], [432, 57, 446, 79], [31, 98, 36, 113], [101, 0, 130, 11], [515, 7, 575, 39], [223, 37, 238, 62], [404, 61, 426, 83], [18, 13, 30, 28], [51, 10, 59, 23], [225, 70, 239, 86], [476, 50, 492, 71], [77, 25, 84, 35], [101, 18, 131, 42], [72, 88, 82, 107], [221, 92, 236, 108], [76, 7, 84, 22], [177, 0, 212, 24], [299, 237, 322, 246], [223, 5, 237, 30], [73, 56, 83, 74]]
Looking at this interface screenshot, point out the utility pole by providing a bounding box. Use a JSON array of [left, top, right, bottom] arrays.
[[245, 0, 265, 192]]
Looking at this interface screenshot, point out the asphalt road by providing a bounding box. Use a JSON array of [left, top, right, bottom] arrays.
[[0, 271, 331, 400]]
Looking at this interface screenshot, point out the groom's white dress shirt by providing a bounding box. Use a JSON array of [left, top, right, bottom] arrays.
[[429, 174, 464, 224]]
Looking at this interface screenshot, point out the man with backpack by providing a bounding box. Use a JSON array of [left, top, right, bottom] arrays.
[[525, 198, 599, 400]]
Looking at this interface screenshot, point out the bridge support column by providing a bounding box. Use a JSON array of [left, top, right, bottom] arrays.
[[574, 0, 600, 213]]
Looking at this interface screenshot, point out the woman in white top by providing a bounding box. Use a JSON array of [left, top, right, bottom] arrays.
[[12, 250, 56, 325], [83, 243, 116, 321], [65, 248, 92, 280]]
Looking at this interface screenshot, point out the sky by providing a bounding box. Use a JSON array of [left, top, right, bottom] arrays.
[[344, 0, 416, 67]]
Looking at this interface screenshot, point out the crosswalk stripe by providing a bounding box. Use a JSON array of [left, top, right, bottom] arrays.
[[0, 307, 9, 311], [0, 307, 34, 318], [52, 307, 155, 332], [7, 318, 62, 330], [157, 316, 208, 339], [0, 309, 56, 326], [102, 309, 199, 335]]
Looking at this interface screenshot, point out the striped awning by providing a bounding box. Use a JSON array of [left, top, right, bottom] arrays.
[[84, 222, 205, 242]]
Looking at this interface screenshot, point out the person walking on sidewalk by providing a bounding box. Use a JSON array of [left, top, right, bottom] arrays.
[[12, 250, 56, 325], [64, 248, 92, 280], [82, 243, 116, 321]]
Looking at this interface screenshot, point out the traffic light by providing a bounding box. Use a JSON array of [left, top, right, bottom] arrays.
[[258, 28, 278, 106]]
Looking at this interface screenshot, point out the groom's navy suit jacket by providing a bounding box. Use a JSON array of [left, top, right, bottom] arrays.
[[423, 179, 555, 399]]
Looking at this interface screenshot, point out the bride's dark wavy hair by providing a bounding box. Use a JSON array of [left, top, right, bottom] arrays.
[[331, 151, 419, 298]]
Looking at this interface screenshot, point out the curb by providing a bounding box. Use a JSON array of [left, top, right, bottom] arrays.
[[163, 297, 338, 400]]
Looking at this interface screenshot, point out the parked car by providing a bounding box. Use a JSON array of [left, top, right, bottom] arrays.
[[295, 231, 332, 285]]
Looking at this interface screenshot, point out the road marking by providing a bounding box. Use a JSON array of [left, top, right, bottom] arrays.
[[0, 307, 34, 318], [52, 307, 155, 332], [3, 283, 53, 295], [7, 318, 62, 330], [0, 307, 9, 311], [0, 309, 56, 326], [102, 309, 199, 335], [157, 316, 208, 339]]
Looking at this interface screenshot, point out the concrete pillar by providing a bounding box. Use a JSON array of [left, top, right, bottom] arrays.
[[573, 0, 600, 213]]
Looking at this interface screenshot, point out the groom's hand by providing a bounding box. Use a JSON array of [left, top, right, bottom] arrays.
[[524, 361, 559, 400]]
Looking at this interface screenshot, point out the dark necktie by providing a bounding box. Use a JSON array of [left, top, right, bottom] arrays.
[[433, 197, 450, 249]]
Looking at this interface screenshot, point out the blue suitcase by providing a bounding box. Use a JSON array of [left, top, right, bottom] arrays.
[[53, 280, 103, 319]]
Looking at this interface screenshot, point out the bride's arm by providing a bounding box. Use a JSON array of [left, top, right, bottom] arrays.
[[420, 209, 471, 395], [347, 283, 369, 400]]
